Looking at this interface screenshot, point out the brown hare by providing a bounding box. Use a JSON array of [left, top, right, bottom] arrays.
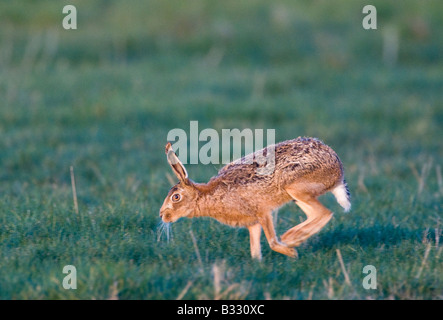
[[159, 137, 350, 260]]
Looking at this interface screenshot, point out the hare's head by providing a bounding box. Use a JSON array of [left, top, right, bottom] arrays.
[[159, 143, 199, 223]]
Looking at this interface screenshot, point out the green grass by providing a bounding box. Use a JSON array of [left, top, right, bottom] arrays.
[[0, 0, 442, 299]]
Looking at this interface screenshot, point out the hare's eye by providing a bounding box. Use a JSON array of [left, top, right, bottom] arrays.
[[171, 193, 181, 202]]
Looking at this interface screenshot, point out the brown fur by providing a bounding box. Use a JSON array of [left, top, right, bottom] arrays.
[[160, 137, 350, 259]]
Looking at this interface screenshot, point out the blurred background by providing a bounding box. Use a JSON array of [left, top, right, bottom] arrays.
[[0, 0, 441, 299]]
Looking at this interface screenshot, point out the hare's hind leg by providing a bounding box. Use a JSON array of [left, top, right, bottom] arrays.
[[281, 189, 333, 248], [259, 214, 297, 258]]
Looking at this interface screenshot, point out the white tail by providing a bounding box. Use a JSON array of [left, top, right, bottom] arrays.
[[331, 181, 351, 212]]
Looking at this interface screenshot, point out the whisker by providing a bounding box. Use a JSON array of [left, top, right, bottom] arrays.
[[156, 221, 163, 242], [156, 220, 172, 242], [156, 221, 164, 242], [166, 222, 171, 242]]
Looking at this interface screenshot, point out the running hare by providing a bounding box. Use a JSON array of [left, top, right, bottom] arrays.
[[159, 137, 350, 260]]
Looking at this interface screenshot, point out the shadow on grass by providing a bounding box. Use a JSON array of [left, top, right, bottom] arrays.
[[308, 224, 429, 252]]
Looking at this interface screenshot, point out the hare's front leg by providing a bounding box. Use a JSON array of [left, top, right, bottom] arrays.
[[247, 224, 262, 260], [259, 214, 298, 258]]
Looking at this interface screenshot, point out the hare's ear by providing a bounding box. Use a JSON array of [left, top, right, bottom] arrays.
[[165, 142, 189, 184]]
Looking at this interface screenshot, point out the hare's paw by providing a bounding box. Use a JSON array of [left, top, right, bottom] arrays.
[[286, 247, 298, 258], [270, 241, 298, 258]]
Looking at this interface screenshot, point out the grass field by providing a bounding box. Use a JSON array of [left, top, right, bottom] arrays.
[[0, 0, 442, 299]]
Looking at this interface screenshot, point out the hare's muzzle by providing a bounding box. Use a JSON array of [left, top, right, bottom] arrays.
[[159, 208, 172, 223]]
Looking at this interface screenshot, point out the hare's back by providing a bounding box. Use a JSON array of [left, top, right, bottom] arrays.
[[276, 137, 342, 169], [276, 137, 344, 188], [215, 137, 341, 184]]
